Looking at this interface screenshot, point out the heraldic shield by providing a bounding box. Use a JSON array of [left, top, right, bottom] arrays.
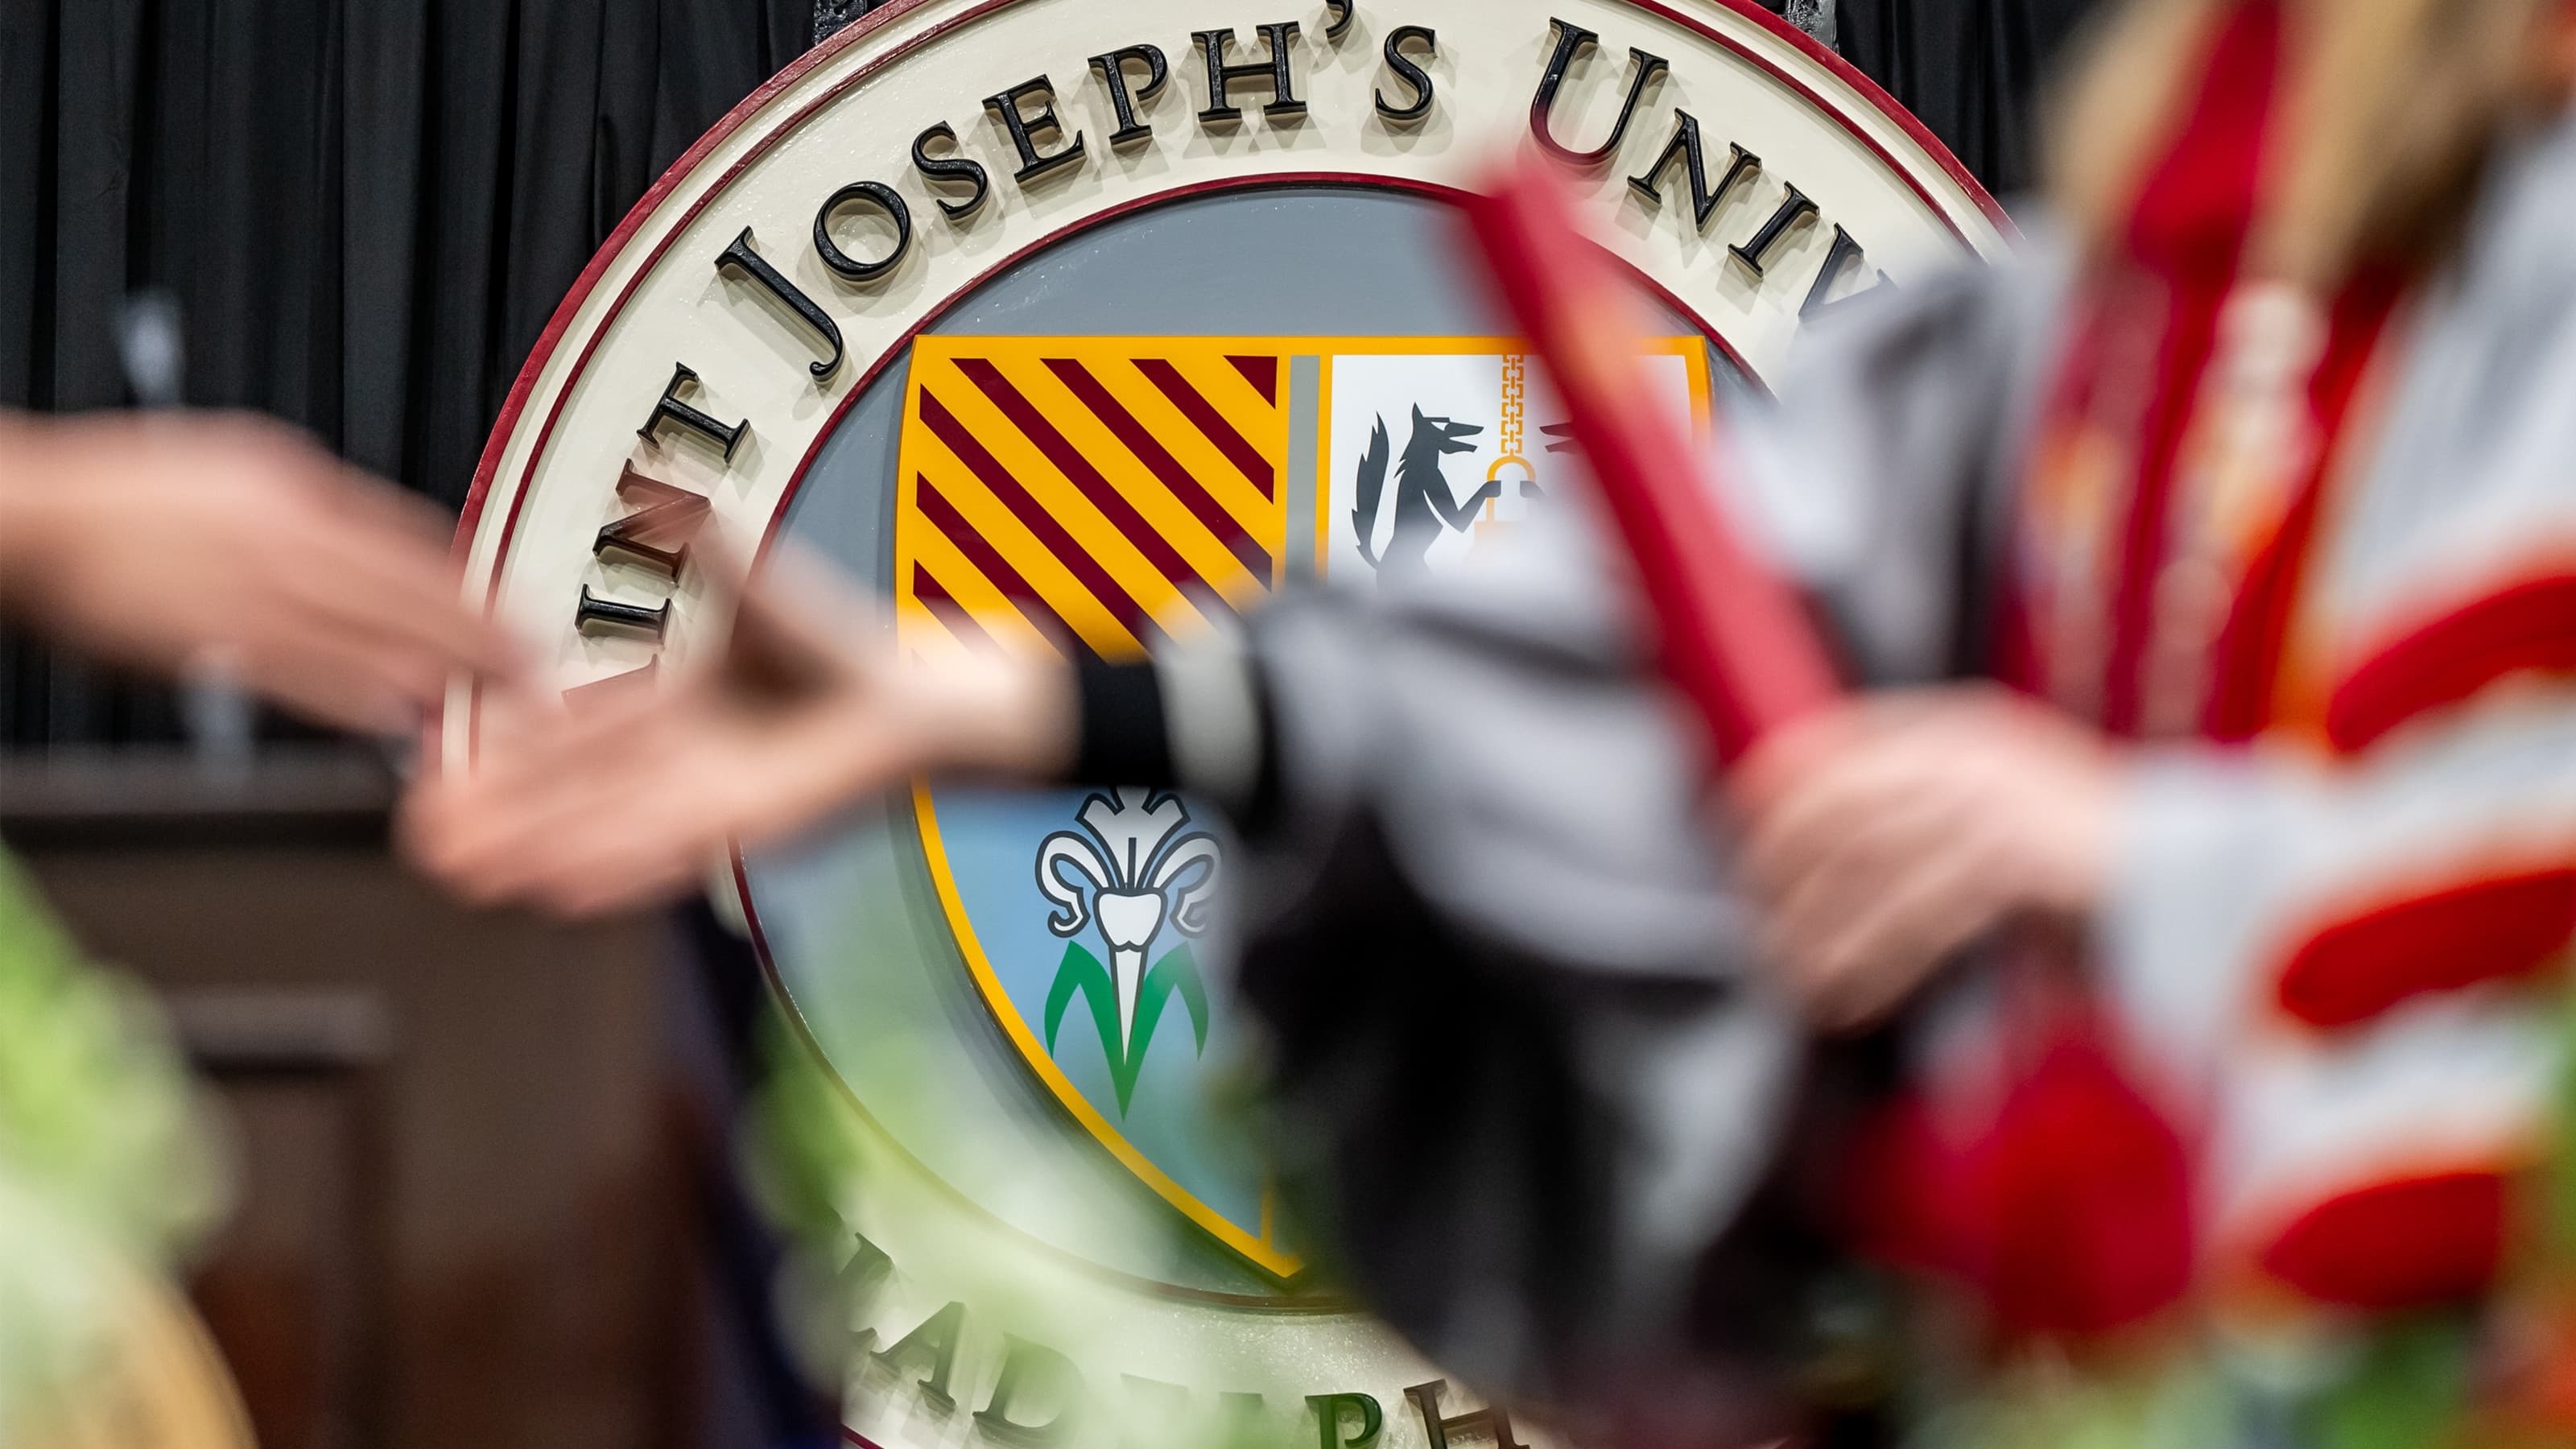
[[893, 335, 1708, 1279]]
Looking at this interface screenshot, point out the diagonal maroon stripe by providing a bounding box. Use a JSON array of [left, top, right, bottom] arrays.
[[914, 477, 1096, 662], [917, 389, 1158, 649], [1134, 357, 1276, 501], [1042, 359, 1273, 580], [954, 357, 1218, 609], [910, 564, 999, 654], [1227, 353, 1278, 404]]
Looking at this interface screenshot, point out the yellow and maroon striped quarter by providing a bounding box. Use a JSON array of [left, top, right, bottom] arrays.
[[894, 336, 1291, 660]]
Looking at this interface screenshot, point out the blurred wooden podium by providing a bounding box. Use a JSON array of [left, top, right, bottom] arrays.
[[3, 747, 704, 1449]]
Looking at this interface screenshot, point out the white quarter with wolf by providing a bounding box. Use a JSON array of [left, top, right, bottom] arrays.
[[1324, 345, 1704, 580]]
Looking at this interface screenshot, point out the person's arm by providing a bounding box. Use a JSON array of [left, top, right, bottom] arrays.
[[1737, 254, 2576, 1313], [2091, 374, 2576, 1263], [400, 541, 1075, 914], [0, 408, 523, 732]]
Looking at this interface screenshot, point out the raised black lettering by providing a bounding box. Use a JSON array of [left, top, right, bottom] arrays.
[[573, 586, 671, 642], [974, 1335, 1083, 1448], [1307, 1393, 1383, 1449], [635, 363, 745, 460], [983, 76, 1087, 185], [714, 227, 844, 381], [1730, 184, 1818, 277], [1195, 23, 1306, 123], [1088, 45, 1170, 148], [1404, 1381, 1524, 1449], [1376, 27, 1437, 125], [1530, 19, 1667, 169], [838, 1232, 897, 1352], [869, 1301, 964, 1412], [1802, 223, 1885, 316], [1323, 0, 1356, 41], [1626, 112, 1759, 230], [814, 180, 914, 284], [592, 464, 710, 580], [911, 122, 992, 221]]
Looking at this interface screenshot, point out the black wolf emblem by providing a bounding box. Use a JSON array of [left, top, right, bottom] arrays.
[[1351, 406, 1494, 578]]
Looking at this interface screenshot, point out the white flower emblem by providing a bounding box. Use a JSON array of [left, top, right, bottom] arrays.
[[1034, 789, 1221, 1051]]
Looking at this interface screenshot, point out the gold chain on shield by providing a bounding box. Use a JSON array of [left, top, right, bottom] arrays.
[[1480, 353, 1533, 542]]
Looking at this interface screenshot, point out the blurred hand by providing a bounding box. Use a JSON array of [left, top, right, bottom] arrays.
[[1735, 687, 2122, 1032], [0, 411, 522, 733], [400, 543, 1076, 918]]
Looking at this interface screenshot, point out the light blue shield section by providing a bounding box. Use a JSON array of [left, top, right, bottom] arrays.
[[926, 786, 1266, 1242]]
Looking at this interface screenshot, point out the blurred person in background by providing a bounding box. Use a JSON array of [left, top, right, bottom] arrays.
[[0, 411, 521, 1446], [408, 0, 2576, 1443]]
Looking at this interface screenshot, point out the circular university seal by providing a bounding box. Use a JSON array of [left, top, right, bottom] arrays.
[[442, 3, 2004, 1444]]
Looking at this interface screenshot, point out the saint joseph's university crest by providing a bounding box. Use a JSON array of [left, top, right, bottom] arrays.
[[436, 0, 2011, 1430]]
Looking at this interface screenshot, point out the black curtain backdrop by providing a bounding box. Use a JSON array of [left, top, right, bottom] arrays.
[[1, 0, 810, 744], [1836, 0, 2106, 200], [1, 0, 2099, 749]]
